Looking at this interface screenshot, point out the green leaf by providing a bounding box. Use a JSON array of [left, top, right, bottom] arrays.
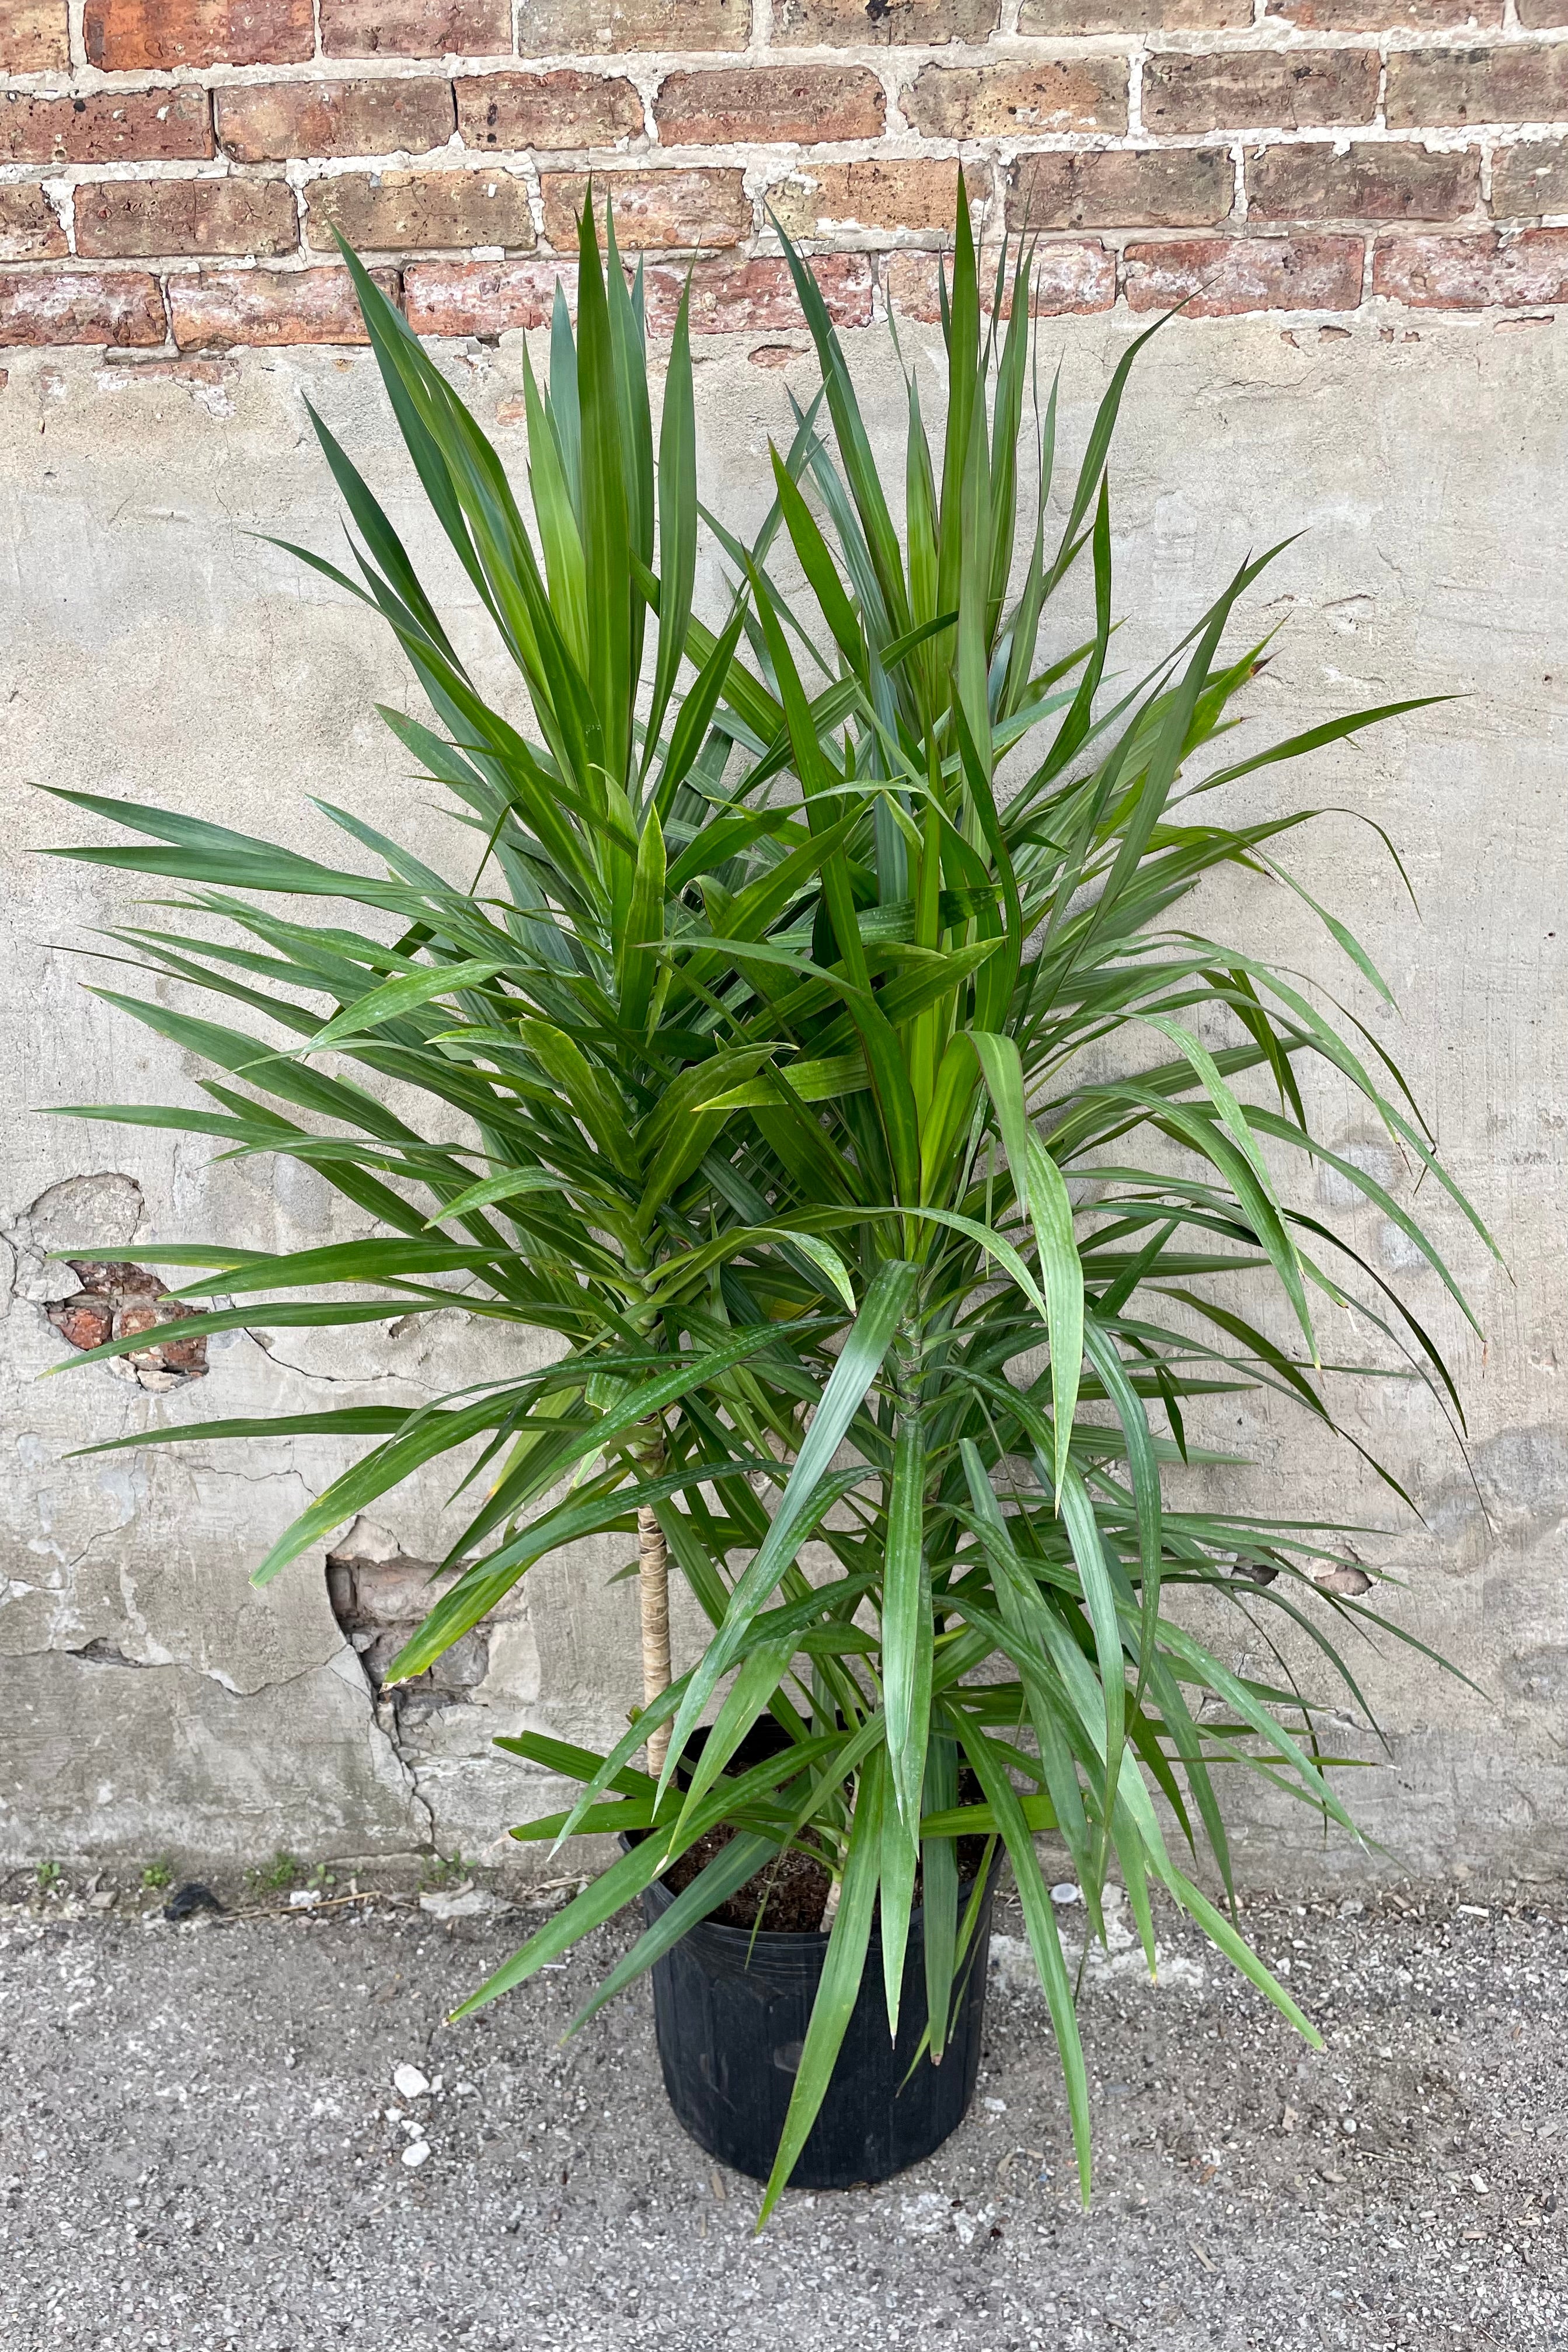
[[963, 1032, 1083, 1501], [659, 1261, 918, 1797], [567, 1831, 780, 2032], [882, 1402, 931, 1835], [758, 1747, 887, 2225], [643, 278, 698, 782]]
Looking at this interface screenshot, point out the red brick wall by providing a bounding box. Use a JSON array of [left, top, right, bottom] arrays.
[[0, 0, 1564, 343]]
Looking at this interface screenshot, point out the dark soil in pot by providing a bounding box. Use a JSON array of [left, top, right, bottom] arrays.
[[662, 1813, 992, 1932]]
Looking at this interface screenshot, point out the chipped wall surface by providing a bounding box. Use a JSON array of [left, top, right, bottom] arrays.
[[0, 309, 1564, 1887]]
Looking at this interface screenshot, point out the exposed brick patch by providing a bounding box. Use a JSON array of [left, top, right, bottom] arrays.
[[0, 2, 68, 71], [169, 265, 396, 347], [1386, 47, 1568, 130], [1266, 0, 1499, 21], [83, 0, 313, 70], [1247, 142, 1479, 222], [218, 80, 456, 163], [541, 166, 750, 249], [306, 169, 536, 253], [887, 239, 1116, 320], [0, 186, 66, 262], [1516, 0, 1568, 23], [905, 60, 1128, 140], [319, 0, 511, 54], [769, 159, 980, 241], [643, 251, 873, 332], [654, 66, 885, 146], [775, 0, 999, 41], [1124, 234, 1364, 314], [0, 89, 214, 168], [1372, 228, 1568, 306], [457, 71, 643, 151], [515, 0, 747, 49], [405, 256, 569, 333], [1021, 0, 1246, 18], [48, 1260, 210, 1389], [1491, 141, 1568, 219], [0, 269, 166, 345], [75, 177, 298, 259], [1009, 147, 1232, 232], [1142, 51, 1379, 135]]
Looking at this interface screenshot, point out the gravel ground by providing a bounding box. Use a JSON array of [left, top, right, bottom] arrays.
[[1, 1871, 1564, 2352]]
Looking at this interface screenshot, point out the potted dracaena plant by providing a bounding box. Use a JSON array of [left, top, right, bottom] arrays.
[[44, 189, 1490, 2223]]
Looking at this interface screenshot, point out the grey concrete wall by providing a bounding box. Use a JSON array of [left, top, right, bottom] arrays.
[[2, 312, 1563, 1887]]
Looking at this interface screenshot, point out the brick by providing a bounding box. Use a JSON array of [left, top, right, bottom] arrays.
[[0, 88, 214, 167], [1266, 0, 1499, 22], [320, 0, 510, 52], [169, 265, 398, 348], [1021, 0, 1246, 22], [775, 0, 998, 41], [405, 256, 571, 333], [1124, 234, 1364, 314], [67, 1259, 161, 1299], [905, 61, 1127, 140], [1009, 147, 1231, 231], [643, 252, 873, 334], [113, 1295, 208, 1379], [1386, 47, 1568, 130], [456, 71, 644, 151], [218, 79, 455, 163], [0, 269, 165, 345], [1141, 51, 1378, 135], [402, 247, 869, 335], [769, 158, 982, 241], [0, 2, 68, 71], [887, 240, 1116, 320], [541, 166, 750, 248], [1517, 0, 1568, 22], [0, 184, 64, 260], [307, 169, 535, 252], [516, 0, 745, 48], [1492, 141, 1568, 219], [1248, 141, 1478, 222], [75, 177, 298, 258], [1372, 227, 1568, 307], [654, 67, 884, 146], [48, 1297, 114, 1352], [83, 0, 312, 68]]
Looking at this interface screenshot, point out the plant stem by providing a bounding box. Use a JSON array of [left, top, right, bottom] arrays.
[[635, 1420, 671, 1775]]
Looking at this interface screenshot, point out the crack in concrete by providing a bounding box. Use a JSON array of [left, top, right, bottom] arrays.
[[65, 1638, 152, 1668]]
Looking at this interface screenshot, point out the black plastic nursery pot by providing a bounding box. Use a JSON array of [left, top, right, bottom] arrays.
[[638, 1858, 997, 2191], [630, 1726, 998, 2190]]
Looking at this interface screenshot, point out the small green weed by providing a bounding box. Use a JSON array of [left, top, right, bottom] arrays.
[[245, 1849, 304, 1895]]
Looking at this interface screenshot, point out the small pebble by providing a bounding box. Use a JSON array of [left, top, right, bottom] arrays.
[[393, 2063, 431, 2100]]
